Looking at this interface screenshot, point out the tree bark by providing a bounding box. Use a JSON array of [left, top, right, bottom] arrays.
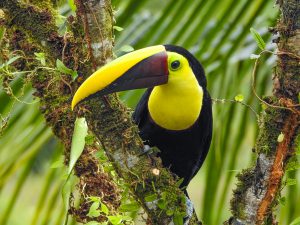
[[73, 0, 200, 224], [0, 0, 121, 223], [0, 0, 199, 224], [228, 1, 299, 224]]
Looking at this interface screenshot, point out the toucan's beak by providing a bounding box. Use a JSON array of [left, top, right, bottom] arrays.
[[72, 45, 169, 110]]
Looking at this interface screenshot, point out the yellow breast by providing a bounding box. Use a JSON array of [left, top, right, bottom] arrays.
[[148, 71, 203, 131]]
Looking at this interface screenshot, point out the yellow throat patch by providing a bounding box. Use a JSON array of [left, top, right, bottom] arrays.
[[148, 52, 203, 131]]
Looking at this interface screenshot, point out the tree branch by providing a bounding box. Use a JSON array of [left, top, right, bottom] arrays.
[[74, 0, 200, 224], [1, 0, 200, 224], [227, 1, 300, 224], [0, 0, 121, 223]]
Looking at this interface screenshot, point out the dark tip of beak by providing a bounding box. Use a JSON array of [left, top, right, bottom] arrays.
[[92, 51, 169, 96]]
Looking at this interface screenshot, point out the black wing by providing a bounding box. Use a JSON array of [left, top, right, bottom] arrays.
[[191, 91, 213, 179], [132, 88, 154, 145], [132, 88, 153, 126]]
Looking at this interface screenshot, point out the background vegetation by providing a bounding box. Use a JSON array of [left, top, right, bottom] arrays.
[[0, 0, 299, 225]]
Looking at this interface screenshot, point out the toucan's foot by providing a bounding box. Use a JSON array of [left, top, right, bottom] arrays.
[[183, 197, 194, 225]]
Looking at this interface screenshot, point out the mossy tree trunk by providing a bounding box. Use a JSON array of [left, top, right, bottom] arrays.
[[0, 0, 199, 224], [228, 1, 299, 224], [0, 0, 121, 223]]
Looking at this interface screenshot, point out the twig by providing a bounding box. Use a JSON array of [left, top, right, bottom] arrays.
[[212, 98, 259, 119], [251, 50, 300, 113]]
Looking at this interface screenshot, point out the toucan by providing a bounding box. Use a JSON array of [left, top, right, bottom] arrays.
[[72, 45, 212, 189]]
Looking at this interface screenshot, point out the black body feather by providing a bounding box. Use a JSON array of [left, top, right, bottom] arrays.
[[133, 45, 213, 188]]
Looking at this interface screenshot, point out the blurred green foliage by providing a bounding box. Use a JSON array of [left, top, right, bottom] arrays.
[[0, 0, 299, 225]]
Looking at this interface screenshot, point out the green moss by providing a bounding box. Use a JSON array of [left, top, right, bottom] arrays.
[[28, 0, 54, 9], [230, 168, 255, 219], [84, 94, 190, 222], [255, 104, 288, 156], [1, 0, 63, 59], [1, 0, 126, 223]]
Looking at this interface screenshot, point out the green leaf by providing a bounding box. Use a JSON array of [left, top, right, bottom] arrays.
[[86, 221, 101, 225], [234, 94, 244, 102], [55, 14, 67, 27], [56, 59, 69, 73], [113, 26, 124, 32], [34, 52, 46, 66], [87, 201, 101, 217], [279, 197, 286, 206], [119, 202, 140, 212], [69, 117, 88, 174], [95, 149, 108, 162], [277, 132, 284, 143], [120, 215, 133, 221], [144, 193, 158, 202], [118, 45, 134, 53], [175, 178, 184, 187], [290, 217, 300, 225], [68, 0, 77, 12], [103, 164, 114, 173], [161, 191, 168, 200], [62, 174, 77, 225], [250, 27, 266, 50], [166, 209, 174, 216], [101, 202, 109, 215], [157, 199, 167, 210], [285, 158, 300, 171], [173, 211, 184, 225], [0, 55, 21, 69], [107, 215, 123, 225], [85, 134, 95, 145], [0, 27, 5, 41], [56, 59, 78, 80], [88, 196, 101, 203], [250, 54, 260, 59], [62, 175, 75, 209], [7, 56, 21, 65], [286, 178, 297, 186], [50, 156, 64, 168]]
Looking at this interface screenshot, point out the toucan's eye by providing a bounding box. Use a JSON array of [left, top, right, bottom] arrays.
[[170, 60, 181, 71]]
